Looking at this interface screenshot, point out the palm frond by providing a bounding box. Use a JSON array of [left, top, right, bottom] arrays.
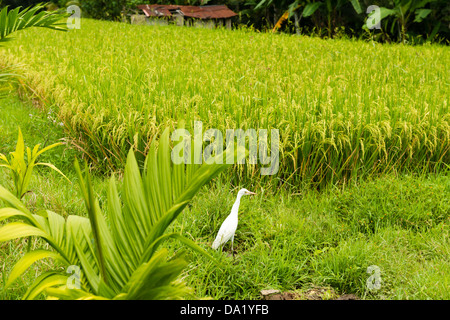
[[0, 3, 67, 44]]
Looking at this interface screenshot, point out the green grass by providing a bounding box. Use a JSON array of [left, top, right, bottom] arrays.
[[176, 173, 449, 299], [0, 19, 448, 187]]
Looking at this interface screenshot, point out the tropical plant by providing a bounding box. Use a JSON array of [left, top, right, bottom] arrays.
[[0, 128, 242, 299], [256, 0, 360, 37], [251, 0, 448, 41], [253, 0, 294, 27], [350, 0, 441, 42], [0, 127, 69, 200], [0, 3, 66, 43], [294, 0, 355, 37], [380, 0, 436, 42]]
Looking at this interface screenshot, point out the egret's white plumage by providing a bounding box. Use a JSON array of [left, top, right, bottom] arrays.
[[212, 188, 256, 253]]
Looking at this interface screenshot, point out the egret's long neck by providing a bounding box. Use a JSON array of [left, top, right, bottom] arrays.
[[231, 194, 244, 217]]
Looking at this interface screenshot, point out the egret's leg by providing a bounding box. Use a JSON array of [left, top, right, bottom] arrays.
[[231, 234, 235, 258]]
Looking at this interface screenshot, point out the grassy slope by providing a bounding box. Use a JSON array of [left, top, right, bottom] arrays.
[[1, 95, 448, 300]]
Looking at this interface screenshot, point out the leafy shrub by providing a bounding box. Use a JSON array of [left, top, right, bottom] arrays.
[[77, 0, 127, 20]]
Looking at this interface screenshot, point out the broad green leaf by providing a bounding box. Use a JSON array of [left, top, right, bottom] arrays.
[[123, 150, 150, 241], [97, 279, 117, 299], [0, 207, 36, 224], [33, 142, 63, 160], [140, 201, 191, 263], [35, 162, 71, 183], [0, 7, 7, 39], [74, 160, 109, 287], [0, 163, 14, 170], [67, 214, 101, 294], [22, 272, 68, 300], [107, 175, 140, 271], [0, 222, 48, 242], [0, 153, 9, 163], [45, 286, 107, 300], [122, 249, 190, 300], [302, 2, 323, 18], [15, 127, 25, 159], [46, 210, 66, 249], [350, 0, 362, 14], [377, 7, 397, 22], [5, 249, 67, 289], [414, 9, 432, 23], [0, 185, 36, 222]]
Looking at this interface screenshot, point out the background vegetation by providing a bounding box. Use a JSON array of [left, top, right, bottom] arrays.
[[2, 0, 448, 43]]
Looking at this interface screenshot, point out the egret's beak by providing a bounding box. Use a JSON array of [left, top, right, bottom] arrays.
[[247, 191, 256, 195]]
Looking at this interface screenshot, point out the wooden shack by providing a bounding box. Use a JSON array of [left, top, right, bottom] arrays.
[[134, 4, 237, 29]]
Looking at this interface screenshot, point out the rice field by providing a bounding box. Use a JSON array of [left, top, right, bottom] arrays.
[[1, 19, 449, 187]]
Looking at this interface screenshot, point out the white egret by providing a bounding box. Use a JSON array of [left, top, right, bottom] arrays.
[[212, 188, 256, 256]]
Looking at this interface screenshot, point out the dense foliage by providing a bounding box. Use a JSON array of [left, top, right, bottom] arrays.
[[236, 0, 449, 42], [35, 0, 449, 43], [1, 0, 43, 8]]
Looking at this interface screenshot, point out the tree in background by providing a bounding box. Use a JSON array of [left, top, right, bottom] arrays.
[[351, 0, 449, 43], [1, 0, 43, 8], [253, 0, 449, 42], [42, 0, 449, 43]]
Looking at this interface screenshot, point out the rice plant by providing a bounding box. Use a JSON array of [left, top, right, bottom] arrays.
[[1, 19, 448, 188]]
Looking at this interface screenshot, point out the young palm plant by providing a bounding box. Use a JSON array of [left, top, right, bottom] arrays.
[[0, 127, 69, 200], [0, 128, 242, 299]]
